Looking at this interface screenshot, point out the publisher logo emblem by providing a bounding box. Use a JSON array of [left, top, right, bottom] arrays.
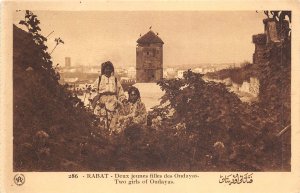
[[14, 174, 25, 186]]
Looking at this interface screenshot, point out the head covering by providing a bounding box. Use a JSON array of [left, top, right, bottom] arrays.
[[101, 61, 115, 75], [128, 86, 141, 99]]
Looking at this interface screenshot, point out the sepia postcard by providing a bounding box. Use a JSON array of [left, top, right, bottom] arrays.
[[1, 1, 300, 193]]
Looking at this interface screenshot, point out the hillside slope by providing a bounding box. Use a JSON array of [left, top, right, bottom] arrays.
[[13, 25, 100, 171]]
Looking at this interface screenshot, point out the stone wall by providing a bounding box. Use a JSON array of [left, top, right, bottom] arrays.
[[136, 43, 163, 82], [249, 77, 260, 96], [239, 77, 260, 97], [252, 18, 290, 66], [252, 33, 268, 65], [204, 76, 260, 102]]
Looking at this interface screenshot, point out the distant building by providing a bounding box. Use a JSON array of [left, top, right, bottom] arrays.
[[84, 66, 100, 74], [177, 70, 185, 78], [136, 30, 164, 82], [192, 67, 203, 73], [163, 71, 168, 79], [164, 67, 177, 79], [127, 66, 136, 79], [63, 77, 78, 83], [65, 57, 71, 67], [115, 68, 126, 74], [165, 67, 175, 73], [240, 81, 250, 93]]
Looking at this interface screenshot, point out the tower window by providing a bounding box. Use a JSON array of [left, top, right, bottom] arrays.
[[153, 48, 156, 57]]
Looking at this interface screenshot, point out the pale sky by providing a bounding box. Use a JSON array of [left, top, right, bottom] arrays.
[[14, 11, 266, 68]]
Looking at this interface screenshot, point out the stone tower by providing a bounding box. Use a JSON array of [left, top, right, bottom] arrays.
[[136, 30, 164, 82], [65, 57, 71, 67]]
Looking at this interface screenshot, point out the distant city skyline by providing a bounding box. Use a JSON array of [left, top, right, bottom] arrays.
[[13, 11, 266, 68]]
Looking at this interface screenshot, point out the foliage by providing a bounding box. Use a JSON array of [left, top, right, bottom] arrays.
[[13, 12, 99, 171], [263, 11, 291, 23], [206, 61, 256, 84], [50, 38, 65, 55], [263, 11, 291, 38], [19, 11, 52, 72], [13, 11, 291, 171], [145, 67, 290, 171], [19, 10, 64, 73]]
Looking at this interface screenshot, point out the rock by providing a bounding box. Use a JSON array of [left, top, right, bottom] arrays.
[[25, 66, 34, 71], [35, 130, 49, 139]]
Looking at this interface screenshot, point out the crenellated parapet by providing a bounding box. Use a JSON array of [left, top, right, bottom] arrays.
[[252, 34, 267, 45], [252, 33, 269, 65]]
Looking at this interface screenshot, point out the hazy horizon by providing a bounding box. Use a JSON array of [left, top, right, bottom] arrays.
[[58, 62, 239, 69], [13, 11, 265, 68]]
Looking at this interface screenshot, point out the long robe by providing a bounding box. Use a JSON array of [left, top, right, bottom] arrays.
[[91, 75, 126, 130]]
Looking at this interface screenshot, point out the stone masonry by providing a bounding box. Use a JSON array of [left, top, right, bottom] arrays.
[[136, 30, 164, 83], [252, 18, 290, 66]]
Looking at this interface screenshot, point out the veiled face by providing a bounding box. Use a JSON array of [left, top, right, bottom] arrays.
[[128, 90, 139, 103], [103, 65, 113, 77]]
